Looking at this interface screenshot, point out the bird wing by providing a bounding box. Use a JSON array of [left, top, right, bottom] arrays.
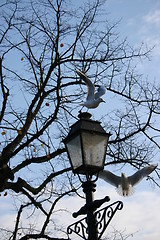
[[75, 68, 95, 100], [95, 86, 106, 99], [128, 164, 157, 186], [99, 170, 121, 187]]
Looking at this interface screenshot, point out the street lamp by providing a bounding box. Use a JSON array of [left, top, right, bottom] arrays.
[[64, 112, 110, 176], [64, 112, 123, 240]]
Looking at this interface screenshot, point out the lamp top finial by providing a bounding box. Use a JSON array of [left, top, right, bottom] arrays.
[[78, 111, 92, 120]]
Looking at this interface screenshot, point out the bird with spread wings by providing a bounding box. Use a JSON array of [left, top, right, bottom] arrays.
[[99, 164, 157, 197]]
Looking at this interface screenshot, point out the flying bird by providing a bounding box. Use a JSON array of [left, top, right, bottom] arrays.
[[75, 68, 106, 109], [99, 164, 157, 197]]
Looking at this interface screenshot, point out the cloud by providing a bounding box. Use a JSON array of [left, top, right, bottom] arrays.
[[1, 184, 159, 240], [55, 182, 160, 240], [143, 9, 160, 26], [0, 198, 16, 237], [135, 8, 160, 76], [95, 185, 160, 240]]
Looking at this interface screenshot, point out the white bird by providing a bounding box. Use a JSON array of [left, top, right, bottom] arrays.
[[75, 68, 106, 109], [99, 164, 157, 197]]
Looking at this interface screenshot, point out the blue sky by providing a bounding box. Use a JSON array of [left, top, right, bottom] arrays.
[[99, 1, 160, 239], [0, 1, 159, 239], [106, 0, 160, 82], [59, 1, 160, 239]]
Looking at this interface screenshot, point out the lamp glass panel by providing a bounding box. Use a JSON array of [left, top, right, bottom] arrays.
[[81, 132, 108, 167], [66, 135, 82, 170]]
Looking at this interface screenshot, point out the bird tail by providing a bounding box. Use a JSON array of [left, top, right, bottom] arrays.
[[116, 185, 135, 197]]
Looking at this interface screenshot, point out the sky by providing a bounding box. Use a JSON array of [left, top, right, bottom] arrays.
[[0, 0, 160, 240], [57, 1, 160, 239], [106, 0, 160, 82]]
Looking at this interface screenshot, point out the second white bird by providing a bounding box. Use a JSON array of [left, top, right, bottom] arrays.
[[99, 164, 157, 197]]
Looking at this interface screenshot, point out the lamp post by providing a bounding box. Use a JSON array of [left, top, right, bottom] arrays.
[[64, 112, 123, 240]]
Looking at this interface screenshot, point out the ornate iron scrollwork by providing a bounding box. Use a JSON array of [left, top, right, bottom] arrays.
[[96, 200, 123, 239], [67, 200, 123, 239], [67, 218, 88, 240]]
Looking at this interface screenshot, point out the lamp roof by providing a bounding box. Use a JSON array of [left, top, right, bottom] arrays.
[[64, 112, 110, 142]]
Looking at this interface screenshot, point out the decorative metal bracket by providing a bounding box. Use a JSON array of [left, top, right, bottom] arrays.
[[67, 200, 123, 239], [96, 200, 123, 239]]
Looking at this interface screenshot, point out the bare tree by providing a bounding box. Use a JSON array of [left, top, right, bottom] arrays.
[[103, 227, 135, 240], [0, 0, 159, 239]]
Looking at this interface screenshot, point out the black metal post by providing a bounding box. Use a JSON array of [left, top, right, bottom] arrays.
[[82, 180, 97, 240]]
